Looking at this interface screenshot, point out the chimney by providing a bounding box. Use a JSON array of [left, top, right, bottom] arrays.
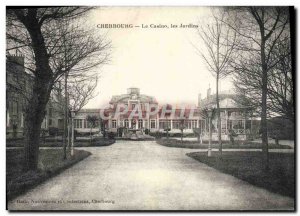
[[198, 93, 202, 107], [207, 86, 211, 99]]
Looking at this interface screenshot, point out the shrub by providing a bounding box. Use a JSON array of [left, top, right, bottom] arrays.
[[108, 132, 116, 139], [268, 117, 294, 140], [149, 132, 161, 139]]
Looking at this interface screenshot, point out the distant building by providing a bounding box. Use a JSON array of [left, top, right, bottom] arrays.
[[6, 54, 63, 137], [71, 87, 256, 140], [199, 87, 257, 141], [6, 54, 30, 137], [72, 109, 100, 133], [101, 87, 201, 134]]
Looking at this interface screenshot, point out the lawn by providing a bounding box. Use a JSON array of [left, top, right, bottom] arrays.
[[6, 148, 91, 201], [6, 137, 115, 148], [187, 151, 295, 198], [157, 138, 292, 149]]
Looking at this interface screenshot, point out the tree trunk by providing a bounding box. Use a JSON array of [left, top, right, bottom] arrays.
[[19, 11, 54, 172], [248, 7, 269, 170], [23, 81, 51, 171], [257, 19, 269, 169], [23, 110, 41, 171], [216, 75, 222, 154], [63, 73, 68, 159], [261, 46, 269, 170]]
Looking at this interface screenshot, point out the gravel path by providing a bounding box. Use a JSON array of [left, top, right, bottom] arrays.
[[8, 140, 294, 210]]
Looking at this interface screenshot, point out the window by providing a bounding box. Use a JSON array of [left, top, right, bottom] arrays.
[[238, 120, 244, 129], [21, 113, 24, 127], [199, 120, 206, 131], [159, 121, 164, 129], [159, 120, 171, 129], [138, 119, 143, 129], [246, 120, 251, 130], [49, 108, 53, 117], [230, 120, 244, 129], [124, 119, 129, 128], [131, 104, 136, 110], [186, 120, 191, 129], [192, 120, 197, 129], [112, 120, 117, 128], [131, 119, 136, 128], [75, 119, 83, 128], [184, 120, 197, 129], [58, 119, 63, 129], [150, 120, 156, 129], [221, 119, 226, 129], [173, 120, 181, 129], [49, 119, 52, 126]]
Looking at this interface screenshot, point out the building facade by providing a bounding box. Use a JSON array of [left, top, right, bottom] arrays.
[[6, 54, 63, 137], [93, 87, 257, 140], [72, 109, 101, 133], [102, 87, 201, 135], [199, 88, 257, 141]]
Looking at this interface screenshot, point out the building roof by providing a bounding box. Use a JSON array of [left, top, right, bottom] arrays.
[[200, 93, 250, 110], [109, 88, 157, 104]]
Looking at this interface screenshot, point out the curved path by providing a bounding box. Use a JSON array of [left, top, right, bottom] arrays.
[[8, 141, 294, 210]]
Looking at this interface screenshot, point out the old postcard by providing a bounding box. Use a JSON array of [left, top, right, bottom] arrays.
[[6, 6, 295, 211]]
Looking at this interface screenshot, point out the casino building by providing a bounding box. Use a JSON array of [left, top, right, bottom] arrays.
[[105, 87, 202, 134], [72, 87, 258, 140]]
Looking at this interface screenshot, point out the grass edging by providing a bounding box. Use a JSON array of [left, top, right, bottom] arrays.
[[156, 138, 292, 149], [6, 138, 115, 148], [7, 149, 91, 201]]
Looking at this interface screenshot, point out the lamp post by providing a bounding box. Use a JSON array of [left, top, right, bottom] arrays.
[[179, 117, 186, 144], [71, 109, 76, 157], [207, 109, 213, 157]]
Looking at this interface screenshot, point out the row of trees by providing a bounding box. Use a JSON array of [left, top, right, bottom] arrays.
[[196, 7, 293, 168], [7, 7, 111, 171]]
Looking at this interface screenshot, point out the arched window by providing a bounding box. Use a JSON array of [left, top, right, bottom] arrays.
[[138, 119, 143, 129], [124, 119, 129, 128]]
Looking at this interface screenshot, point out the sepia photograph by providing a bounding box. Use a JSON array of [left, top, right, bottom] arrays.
[[5, 6, 295, 211]]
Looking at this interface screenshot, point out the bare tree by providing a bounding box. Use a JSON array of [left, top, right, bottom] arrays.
[[86, 115, 99, 143], [51, 77, 99, 114], [267, 36, 293, 121], [193, 8, 236, 154], [50, 75, 99, 155], [6, 7, 110, 171], [225, 7, 290, 169], [68, 77, 98, 112], [233, 35, 293, 121]]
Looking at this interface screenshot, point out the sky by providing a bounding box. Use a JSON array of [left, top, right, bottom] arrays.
[[84, 7, 234, 108]]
